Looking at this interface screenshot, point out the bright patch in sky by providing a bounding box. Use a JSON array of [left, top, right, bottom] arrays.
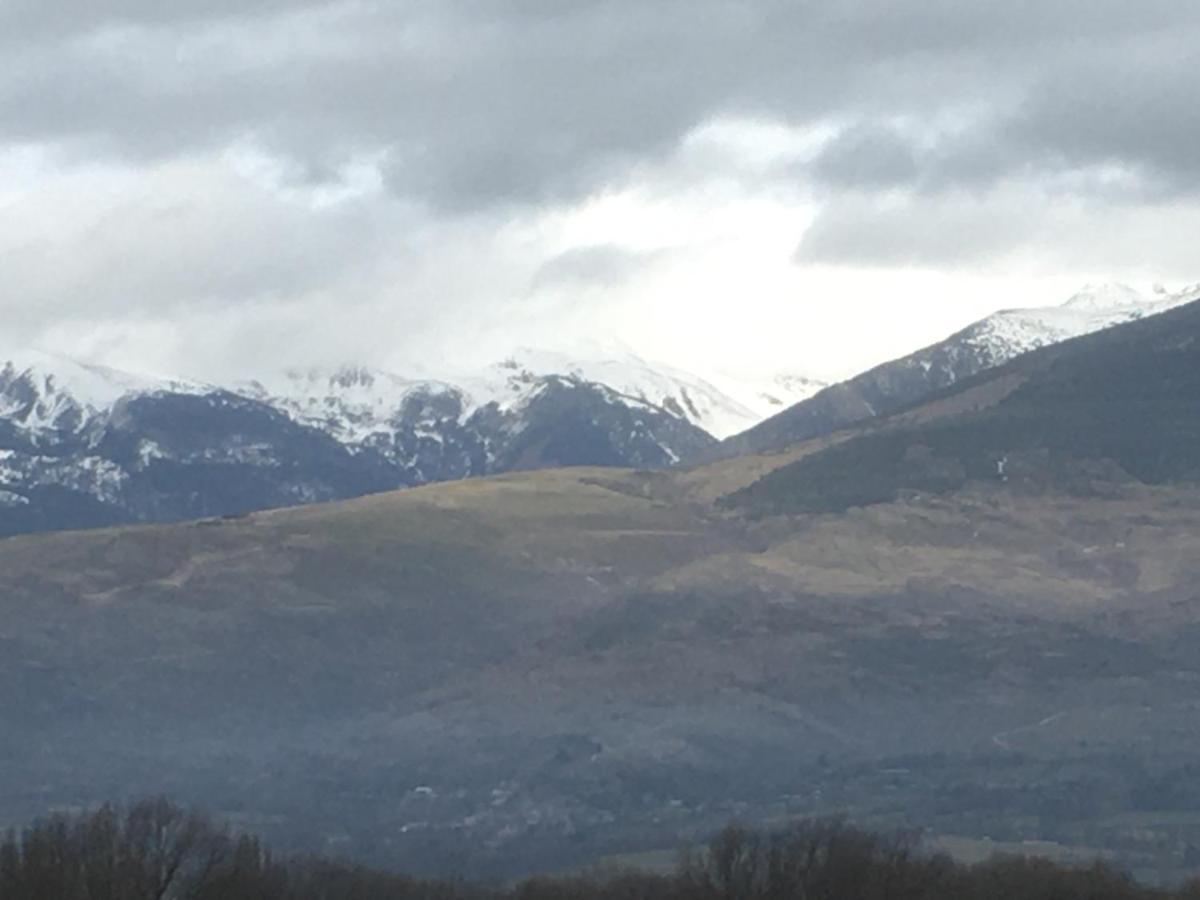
[[2, 2, 1198, 384]]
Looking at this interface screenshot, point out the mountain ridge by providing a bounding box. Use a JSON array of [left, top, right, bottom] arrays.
[[714, 282, 1199, 459], [2, 283, 1193, 538], [727, 294, 1200, 516], [0, 349, 755, 535]]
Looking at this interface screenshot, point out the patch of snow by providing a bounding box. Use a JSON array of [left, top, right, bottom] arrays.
[[0, 449, 21, 483], [1060, 282, 1145, 312], [0, 448, 128, 505], [241, 366, 465, 444], [76, 456, 129, 503], [136, 439, 167, 470]]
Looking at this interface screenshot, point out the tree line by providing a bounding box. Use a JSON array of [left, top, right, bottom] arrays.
[[1, 798, 1198, 900]]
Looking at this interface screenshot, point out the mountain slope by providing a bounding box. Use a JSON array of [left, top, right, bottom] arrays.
[[4, 304, 1200, 877], [728, 296, 1200, 516], [717, 283, 1198, 459]]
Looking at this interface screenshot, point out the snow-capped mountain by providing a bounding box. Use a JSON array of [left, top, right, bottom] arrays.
[[953, 283, 1194, 367], [0, 349, 758, 536], [248, 350, 823, 445], [452, 349, 825, 440], [0, 351, 396, 534], [468, 349, 763, 439], [719, 282, 1200, 458], [241, 358, 721, 483], [9, 280, 1187, 538]]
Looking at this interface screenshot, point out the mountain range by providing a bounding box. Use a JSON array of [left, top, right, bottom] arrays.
[[2, 292, 1200, 878], [0, 349, 776, 536], [0, 283, 1194, 539]]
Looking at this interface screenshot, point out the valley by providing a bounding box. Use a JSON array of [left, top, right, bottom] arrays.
[[2, 295, 1199, 880], [3, 465, 1200, 877]]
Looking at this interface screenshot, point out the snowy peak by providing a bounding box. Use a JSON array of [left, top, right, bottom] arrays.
[[718, 281, 1200, 459], [241, 366, 465, 445], [252, 351, 758, 441], [478, 349, 751, 434], [1060, 282, 1145, 312], [2, 349, 205, 408], [456, 349, 824, 439], [961, 282, 1199, 368], [0, 350, 207, 439], [0, 347, 734, 537], [221, 352, 772, 485]]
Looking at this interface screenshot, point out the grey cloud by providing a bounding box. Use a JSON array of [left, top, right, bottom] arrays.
[[530, 244, 664, 293], [795, 193, 1037, 268], [1, 174, 390, 318], [808, 19, 1200, 195], [0, 0, 1197, 327], [809, 124, 922, 190], [804, 124, 1043, 200], [4, 0, 1198, 215], [794, 185, 1200, 275], [1012, 48, 1200, 193], [0, 0, 327, 43]]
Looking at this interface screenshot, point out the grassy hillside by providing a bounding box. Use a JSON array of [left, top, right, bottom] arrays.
[[4, 306, 1200, 878], [4, 459, 1200, 876]]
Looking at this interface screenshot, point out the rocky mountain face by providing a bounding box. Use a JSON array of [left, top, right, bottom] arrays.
[[716, 283, 1200, 459], [0, 349, 782, 536], [0, 371, 397, 535]]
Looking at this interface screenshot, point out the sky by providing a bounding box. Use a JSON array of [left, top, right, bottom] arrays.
[[2, 0, 1199, 383]]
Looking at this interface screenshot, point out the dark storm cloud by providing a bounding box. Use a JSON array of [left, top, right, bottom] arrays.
[[808, 124, 922, 191], [806, 33, 1200, 201], [1013, 48, 1200, 194], [2, 0, 1197, 218], [794, 192, 1038, 268], [0, 0, 1197, 295]]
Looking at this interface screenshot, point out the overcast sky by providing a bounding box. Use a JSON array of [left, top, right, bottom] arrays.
[[3, 0, 1199, 383]]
